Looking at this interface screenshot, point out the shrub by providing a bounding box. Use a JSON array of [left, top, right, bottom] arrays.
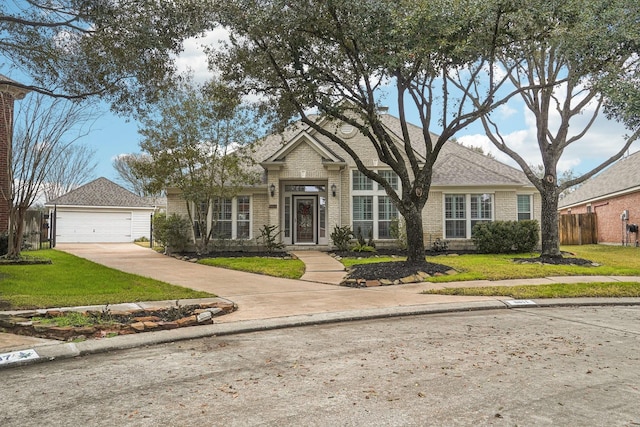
[[351, 243, 376, 253], [257, 224, 285, 253], [330, 225, 353, 251], [152, 212, 167, 245], [153, 213, 191, 252], [472, 220, 540, 254], [390, 218, 407, 250]]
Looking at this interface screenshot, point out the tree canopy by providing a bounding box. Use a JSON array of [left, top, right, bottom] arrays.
[[212, 0, 538, 262], [132, 77, 260, 252], [473, 0, 640, 256], [1, 0, 211, 111]]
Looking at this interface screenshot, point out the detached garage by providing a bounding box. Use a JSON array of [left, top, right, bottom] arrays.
[[45, 177, 157, 244]]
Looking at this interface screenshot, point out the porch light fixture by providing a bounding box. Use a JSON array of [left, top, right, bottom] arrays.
[[270, 183, 276, 197], [331, 183, 337, 197]]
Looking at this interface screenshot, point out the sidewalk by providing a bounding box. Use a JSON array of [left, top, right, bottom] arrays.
[[2, 243, 640, 367]]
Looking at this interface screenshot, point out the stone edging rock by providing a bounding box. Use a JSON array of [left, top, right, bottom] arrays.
[[0, 301, 236, 342]]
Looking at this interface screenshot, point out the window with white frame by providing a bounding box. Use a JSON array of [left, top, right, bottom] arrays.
[[445, 193, 494, 239], [517, 194, 532, 221], [236, 196, 251, 239], [211, 196, 252, 239], [351, 170, 399, 240]]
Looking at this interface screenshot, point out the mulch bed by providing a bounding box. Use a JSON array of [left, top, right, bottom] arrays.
[[513, 256, 598, 266]]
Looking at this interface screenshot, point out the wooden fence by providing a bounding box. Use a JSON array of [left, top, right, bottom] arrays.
[[559, 213, 597, 245]]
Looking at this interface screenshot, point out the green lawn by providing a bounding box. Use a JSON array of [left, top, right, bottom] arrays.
[[341, 245, 640, 282], [198, 256, 305, 279], [424, 282, 640, 299], [0, 250, 213, 310]]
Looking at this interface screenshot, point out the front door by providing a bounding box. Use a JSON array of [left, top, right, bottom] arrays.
[[294, 196, 316, 243]]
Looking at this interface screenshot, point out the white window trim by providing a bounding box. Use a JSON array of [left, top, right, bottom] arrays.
[[210, 196, 253, 240], [517, 194, 533, 221], [443, 193, 495, 239], [350, 169, 401, 240]]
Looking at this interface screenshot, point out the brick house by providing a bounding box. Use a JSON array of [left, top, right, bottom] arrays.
[[166, 114, 541, 250], [0, 75, 29, 234], [559, 151, 640, 245]]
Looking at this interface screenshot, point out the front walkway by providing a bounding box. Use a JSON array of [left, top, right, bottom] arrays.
[[291, 250, 347, 285]]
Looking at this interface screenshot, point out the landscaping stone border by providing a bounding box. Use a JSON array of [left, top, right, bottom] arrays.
[[0, 301, 236, 342]]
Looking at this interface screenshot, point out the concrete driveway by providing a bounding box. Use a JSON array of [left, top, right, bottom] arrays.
[[55, 243, 495, 322]]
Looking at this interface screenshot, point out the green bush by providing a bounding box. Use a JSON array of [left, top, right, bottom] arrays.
[[330, 225, 353, 251], [153, 212, 191, 252], [351, 243, 376, 253], [472, 220, 539, 254], [152, 212, 167, 245]]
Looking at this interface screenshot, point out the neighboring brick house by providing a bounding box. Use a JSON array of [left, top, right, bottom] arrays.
[[166, 114, 541, 250], [559, 151, 640, 245], [0, 75, 29, 234]]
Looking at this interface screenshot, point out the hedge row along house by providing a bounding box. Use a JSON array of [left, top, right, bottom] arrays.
[[165, 113, 540, 251]]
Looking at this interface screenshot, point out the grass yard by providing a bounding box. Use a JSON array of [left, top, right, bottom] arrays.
[[0, 250, 213, 310], [341, 245, 640, 282], [423, 282, 640, 299], [198, 256, 305, 279]]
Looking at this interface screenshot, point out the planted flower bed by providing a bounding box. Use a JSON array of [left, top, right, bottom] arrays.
[[0, 301, 236, 342]]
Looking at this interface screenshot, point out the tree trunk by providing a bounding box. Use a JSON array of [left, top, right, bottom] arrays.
[[7, 206, 26, 259], [403, 205, 426, 263], [540, 187, 562, 257]]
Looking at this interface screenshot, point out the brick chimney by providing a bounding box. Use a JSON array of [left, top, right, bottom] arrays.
[[0, 75, 29, 234]]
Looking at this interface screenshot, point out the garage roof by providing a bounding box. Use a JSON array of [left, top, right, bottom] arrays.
[[45, 177, 155, 208]]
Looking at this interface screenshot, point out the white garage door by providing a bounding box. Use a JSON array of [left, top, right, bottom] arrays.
[[55, 211, 132, 243]]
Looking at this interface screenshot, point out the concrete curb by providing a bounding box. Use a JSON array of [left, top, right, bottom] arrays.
[[3, 297, 640, 370]]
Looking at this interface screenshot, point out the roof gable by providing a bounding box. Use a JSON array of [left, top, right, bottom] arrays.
[[45, 177, 154, 208], [559, 151, 640, 208], [262, 130, 345, 165]]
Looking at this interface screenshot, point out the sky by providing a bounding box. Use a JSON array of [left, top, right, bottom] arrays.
[[4, 29, 639, 185]]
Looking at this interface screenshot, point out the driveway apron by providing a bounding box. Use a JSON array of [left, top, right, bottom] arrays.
[[55, 243, 491, 322]]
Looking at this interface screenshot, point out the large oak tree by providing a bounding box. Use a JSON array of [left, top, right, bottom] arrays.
[[472, 0, 640, 257], [213, 0, 534, 263]]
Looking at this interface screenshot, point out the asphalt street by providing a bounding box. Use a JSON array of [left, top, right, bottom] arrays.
[[2, 306, 639, 426]]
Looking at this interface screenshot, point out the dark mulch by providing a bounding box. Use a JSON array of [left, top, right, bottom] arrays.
[[333, 249, 455, 283], [514, 256, 597, 266], [0, 256, 52, 265], [345, 260, 454, 282]]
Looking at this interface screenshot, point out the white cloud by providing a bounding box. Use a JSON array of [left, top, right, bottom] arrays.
[[175, 28, 230, 82], [458, 85, 640, 176]]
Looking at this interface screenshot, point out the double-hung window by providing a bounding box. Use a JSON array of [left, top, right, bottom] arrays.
[[351, 170, 400, 240], [211, 196, 252, 239], [517, 195, 532, 221], [445, 193, 494, 238], [213, 198, 233, 239]]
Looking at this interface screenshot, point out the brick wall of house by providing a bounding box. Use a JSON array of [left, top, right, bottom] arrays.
[[0, 92, 15, 233], [561, 191, 640, 244]]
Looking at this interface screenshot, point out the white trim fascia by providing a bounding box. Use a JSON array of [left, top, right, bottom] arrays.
[[43, 204, 155, 211]]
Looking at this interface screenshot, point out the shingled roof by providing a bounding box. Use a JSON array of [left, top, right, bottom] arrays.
[[559, 151, 640, 208], [253, 113, 532, 188], [46, 177, 154, 208]]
